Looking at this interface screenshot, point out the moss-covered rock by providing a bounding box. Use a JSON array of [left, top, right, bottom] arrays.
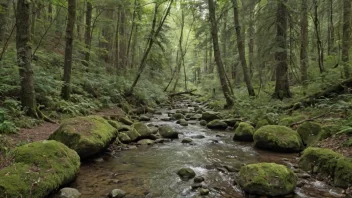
[[132, 122, 152, 139], [233, 122, 255, 141], [206, 119, 228, 130], [118, 116, 133, 125], [177, 119, 189, 126], [108, 120, 123, 130], [0, 140, 80, 198], [125, 128, 141, 142], [199, 120, 207, 126], [254, 125, 303, 152], [297, 121, 322, 146], [177, 167, 196, 180], [238, 163, 297, 196], [159, 126, 179, 139], [334, 157, 352, 188], [49, 115, 117, 158], [279, 115, 305, 126], [118, 133, 132, 144], [172, 113, 184, 120], [201, 111, 220, 122], [299, 147, 343, 177], [223, 118, 237, 127]]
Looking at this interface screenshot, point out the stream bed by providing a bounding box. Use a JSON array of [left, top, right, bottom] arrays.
[[70, 99, 347, 198]]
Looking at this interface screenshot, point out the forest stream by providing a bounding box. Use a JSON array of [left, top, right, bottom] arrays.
[[69, 98, 347, 198]]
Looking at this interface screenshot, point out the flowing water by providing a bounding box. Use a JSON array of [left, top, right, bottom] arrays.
[[70, 99, 347, 198]]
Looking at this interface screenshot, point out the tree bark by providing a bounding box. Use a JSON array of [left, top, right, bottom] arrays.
[[300, 0, 308, 86], [61, 0, 76, 100], [84, 1, 92, 66], [232, 0, 255, 97], [16, 0, 38, 117], [313, 0, 324, 73], [327, 0, 335, 55], [0, 0, 10, 47], [208, 0, 234, 107], [273, 0, 291, 99], [342, 0, 351, 78]]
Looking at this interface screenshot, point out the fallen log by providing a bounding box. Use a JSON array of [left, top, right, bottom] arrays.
[[169, 89, 200, 97], [284, 78, 352, 110]]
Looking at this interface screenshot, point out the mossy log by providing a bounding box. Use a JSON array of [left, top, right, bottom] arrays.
[[284, 78, 352, 110]]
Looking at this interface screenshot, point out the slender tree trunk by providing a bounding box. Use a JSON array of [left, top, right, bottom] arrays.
[[172, 5, 185, 91], [300, 0, 308, 86], [61, 0, 76, 100], [30, 0, 36, 40], [232, 0, 255, 97], [48, 3, 53, 22], [208, 0, 234, 107], [273, 0, 291, 99], [16, 0, 38, 117], [84, 1, 92, 66], [119, 8, 126, 69], [327, 0, 335, 55], [313, 0, 324, 73], [248, 1, 255, 78], [128, 0, 174, 94], [342, 0, 351, 78]]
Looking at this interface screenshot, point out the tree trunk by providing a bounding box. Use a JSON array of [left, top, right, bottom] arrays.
[[300, 0, 308, 86], [313, 0, 324, 73], [118, 8, 126, 69], [208, 0, 234, 107], [61, 0, 76, 100], [273, 0, 291, 99], [48, 3, 53, 22], [232, 0, 255, 97], [248, 1, 255, 79], [0, 0, 10, 47], [84, 1, 92, 66], [342, 0, 351, 78], [16, 0, 38, 117], [327, 0, 335, 55]]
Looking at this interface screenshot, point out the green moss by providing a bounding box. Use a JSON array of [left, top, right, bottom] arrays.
[[297, 122, 322, 146], [254, 125, 303, 152], [201, 111, 220, 122], [132, 122, 152, 138], [118, 133, 131, 144], [159, 126, 179, 139], [0, 140, 80, 198], [49, 115, 117, 158], [206, 119, 228, 130], [172, 113, 184, 120], [299, 147, 343, 176], [320, 125, 341, 140], [279, 115, 305, 126], [118, 116, 133, 125], [238, 163, 297, 196], [256, 119, 269, 129], [125, 128, 141, 141], [107, 120, 122, 130], [233, 122, 255, 141], [334, 157, 352, 188]]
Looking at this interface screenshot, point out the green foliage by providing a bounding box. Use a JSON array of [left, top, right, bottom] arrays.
[[0, 108, 18, 134]]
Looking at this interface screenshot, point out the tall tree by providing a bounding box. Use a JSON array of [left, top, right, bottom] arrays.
[[300, 0, 308, 85], [313, 0, 324, 73], [84, 1, 92, 66], [128, 0, 174, 94], [61, 0, 77, 100], [232, 0, 255, 97], [0, 0, 10, 48], [16, 0, 38, 117], [208, 0, 234, 107], [273, 0, 291, 99], [342, 0, 351, 78]]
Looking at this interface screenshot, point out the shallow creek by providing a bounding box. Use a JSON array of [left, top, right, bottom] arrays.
[[70, 100, 347, 198]]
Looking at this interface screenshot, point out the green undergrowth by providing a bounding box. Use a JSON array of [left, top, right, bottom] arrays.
[[0, 49, 167, 133]]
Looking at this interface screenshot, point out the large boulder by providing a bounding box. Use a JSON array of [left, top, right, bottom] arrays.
[[238, 163, 297, 196], [297, 121, 322, 146], [206, 119, 228, 130], [159, 126, 179, 139], [49, 116, 117, 158], [298, 147, 352, 188], [233, 122, 255, 141], [254, 125, 303, 152], [201, 111, 220, 122], [0, 140, 80, 198]]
